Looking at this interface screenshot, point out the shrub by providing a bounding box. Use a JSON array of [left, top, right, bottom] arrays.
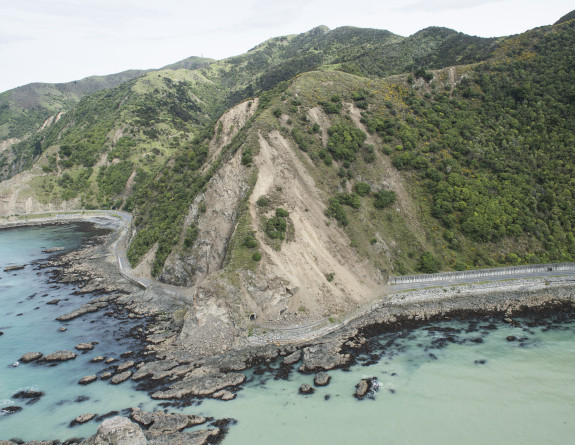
[[244, 234, 258, 248], [418, 252, 441, 273], [272, 108, 282, 118], [354, 182, 371, 197], [374, 189, 397, 209], [265, 216, 287, 239], [275, 208, 289, 218], [252, 251, 262, 262], [325, 198, 349, 226], [256, 196, 269, 207]]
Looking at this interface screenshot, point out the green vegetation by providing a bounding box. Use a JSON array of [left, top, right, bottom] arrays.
[[3, 13, 575, 279]]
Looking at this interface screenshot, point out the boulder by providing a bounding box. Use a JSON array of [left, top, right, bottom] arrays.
[[298, 342, 351, 372], [354, 377, 378, 399], [46, 299, 60, 305], [130, 409, 206, 436], [79, 375, 98, 385], [73, 413, 96, 425], [56, 301, 109, 321], [299, 384, 315, 395], [117, 360, 135, 372], [354, 379, 369, 398], [20, 352, 43, 363], [212, 390, 236, 401], [91, 356, 106, 363], [100, 372, 113, 380], [88, 416, 146, 445], [111, 371, 133, 385], [151, 372, 246, 399], [282, 350, 302, 365], [314, 372, 331, 387], [4, 265, 25, 272], [43, 350, 76, 362], [75, 343, 94, 351]]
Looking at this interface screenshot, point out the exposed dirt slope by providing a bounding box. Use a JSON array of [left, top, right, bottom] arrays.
[[246, 130, 385, 323]]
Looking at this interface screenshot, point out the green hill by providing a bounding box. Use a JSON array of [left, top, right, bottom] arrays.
[[1, 18, 575, 325]]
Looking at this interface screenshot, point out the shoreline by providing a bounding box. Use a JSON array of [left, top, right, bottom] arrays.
[[2, 215, 575, 444]]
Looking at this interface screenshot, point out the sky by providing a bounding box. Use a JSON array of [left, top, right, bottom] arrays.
[[0, 0, 572, 93]]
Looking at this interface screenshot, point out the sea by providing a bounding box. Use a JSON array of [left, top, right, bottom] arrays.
[[1, 224, 574, 444]]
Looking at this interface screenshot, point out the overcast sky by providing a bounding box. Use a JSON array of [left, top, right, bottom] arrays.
[[1, 0, 572, 93]]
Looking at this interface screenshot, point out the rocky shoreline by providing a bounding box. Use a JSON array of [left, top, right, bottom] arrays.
[[2, 215, 575, 444]]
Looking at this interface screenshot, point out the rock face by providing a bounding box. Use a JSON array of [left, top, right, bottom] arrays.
[[20, 351, 43, 362], [159, 101, 257, 287], [43, 350, 77, 362], [314, 372, 331, 387]]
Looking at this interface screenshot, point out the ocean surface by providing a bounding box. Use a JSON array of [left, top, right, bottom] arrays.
[[1, 224, 574, 444]]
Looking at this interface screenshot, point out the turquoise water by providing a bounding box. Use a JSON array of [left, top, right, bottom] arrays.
[[1, 225, 575, 444], [0, 224, 159, 440]]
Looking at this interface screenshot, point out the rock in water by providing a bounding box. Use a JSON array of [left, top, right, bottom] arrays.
[[88, 416, 147, 445], [20, 351, 43, 363], [75, 343, 94, 351], [116, 360, 135, 372], [4, 265, 26, 272], [314, 372, 331, 387], [43, 350, 77, 362], [79, 375, 98, 385], [72, 413, 96, 425], [282, 350, 302, 365], [299, 384, 315, 395], [354, 377, 378, 399], [354, 380, 369, 398], [111, 371, 133, 384]]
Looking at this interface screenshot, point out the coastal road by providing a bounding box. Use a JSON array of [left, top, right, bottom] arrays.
[[390, 269, 575, 292]]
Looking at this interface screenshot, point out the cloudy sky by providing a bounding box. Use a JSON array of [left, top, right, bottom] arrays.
[[1, 0, 572, 92]]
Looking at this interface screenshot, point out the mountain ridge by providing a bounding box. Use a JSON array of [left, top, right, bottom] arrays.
[[1, 14, 575, 338]]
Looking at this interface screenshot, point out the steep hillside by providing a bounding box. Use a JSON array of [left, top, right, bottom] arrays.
[[2, 18, 575, 344]]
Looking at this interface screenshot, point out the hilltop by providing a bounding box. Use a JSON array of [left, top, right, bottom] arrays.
[[1, 12, 575, 351]]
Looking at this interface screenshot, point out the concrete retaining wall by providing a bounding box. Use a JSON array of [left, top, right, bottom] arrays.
[[389, 263, 575, 285]]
